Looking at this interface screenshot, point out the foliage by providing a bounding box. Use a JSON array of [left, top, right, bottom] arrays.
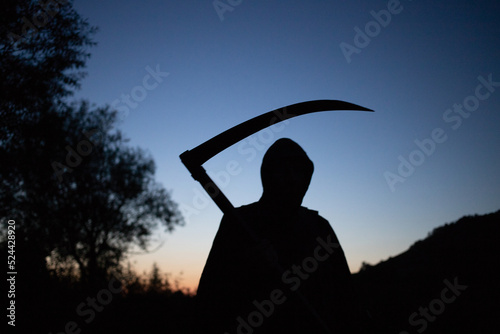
[[0, 0, 96, 121], [0, 0, 183, 289]]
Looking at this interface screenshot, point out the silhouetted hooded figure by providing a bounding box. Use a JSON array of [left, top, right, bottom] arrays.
[[195, 138, 367, 333]]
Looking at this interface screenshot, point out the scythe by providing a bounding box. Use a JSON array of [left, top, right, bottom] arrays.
[[180, 99, 373, 333]]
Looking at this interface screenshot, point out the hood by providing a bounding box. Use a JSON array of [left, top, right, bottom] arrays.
[[260, 138, 314, 210]]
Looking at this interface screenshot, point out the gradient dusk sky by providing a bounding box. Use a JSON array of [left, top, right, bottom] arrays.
[[71, 0, 500, 291]]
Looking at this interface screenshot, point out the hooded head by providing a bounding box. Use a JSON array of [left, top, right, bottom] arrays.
[[260, 138, 314, 210]]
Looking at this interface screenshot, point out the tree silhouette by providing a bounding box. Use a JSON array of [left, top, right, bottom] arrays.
[[1, 1, 98, 301], [0, 2, 183, 332], [48, 102, 183, 288], [0, 0, 96, 119], [147, 262, 172, 295], [1, 99, 183, 290], [0, 0, 183, 291]]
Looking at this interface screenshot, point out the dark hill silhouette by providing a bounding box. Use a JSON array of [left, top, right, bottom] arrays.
[[353, 209, 500, 333], [17, 210, 497, 333]]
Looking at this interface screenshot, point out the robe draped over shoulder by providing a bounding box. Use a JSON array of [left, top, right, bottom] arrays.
[[195, 202, 365, 334]]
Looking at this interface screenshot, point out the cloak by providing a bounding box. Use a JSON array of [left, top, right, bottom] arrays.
[[195, 139, 365, 333]]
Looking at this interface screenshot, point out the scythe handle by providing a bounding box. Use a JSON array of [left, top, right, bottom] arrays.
[[180, 153, 235, 213]]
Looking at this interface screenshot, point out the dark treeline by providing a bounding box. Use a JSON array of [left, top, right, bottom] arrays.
[[2, 260, 195, 333]]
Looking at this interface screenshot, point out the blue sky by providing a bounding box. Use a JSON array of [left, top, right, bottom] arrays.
[[72, 0, 500, 290]]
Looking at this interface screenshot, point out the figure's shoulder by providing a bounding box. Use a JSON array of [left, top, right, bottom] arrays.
[[236, 202, 261, 211], [221, 202, 263, 226], [299, 206, 327, 221], [233, 202, 261, 217], [215, 203, 261, 241], [299, 206, 333, 230]]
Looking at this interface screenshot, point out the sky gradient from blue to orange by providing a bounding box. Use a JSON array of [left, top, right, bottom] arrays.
[[72, 0, 500, 291]]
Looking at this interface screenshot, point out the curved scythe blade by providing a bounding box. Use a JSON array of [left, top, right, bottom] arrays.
[[181, 99, 373, 169]]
